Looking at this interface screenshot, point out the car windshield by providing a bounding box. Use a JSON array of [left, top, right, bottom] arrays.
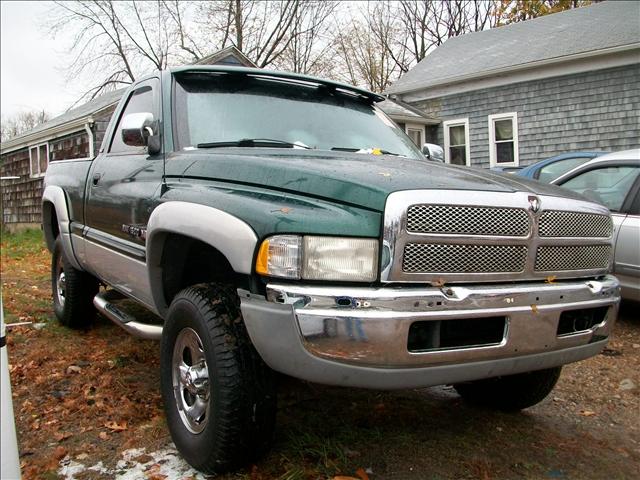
[[560, 165, 639, 212], [173, 73, 423, 159]]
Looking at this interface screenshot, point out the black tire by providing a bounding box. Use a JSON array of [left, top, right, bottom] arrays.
[[453, 367, 562, 411], [51, 237, 99, 328], [160, 284, 277, 473]]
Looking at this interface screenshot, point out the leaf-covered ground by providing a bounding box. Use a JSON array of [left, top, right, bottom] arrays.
[[2, 229, 639, 479]]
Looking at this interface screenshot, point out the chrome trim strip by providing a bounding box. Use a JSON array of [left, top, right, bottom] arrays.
[[94, 290, 162, 340], [266, 276, 620, 368], [381, 190, 613, 283]]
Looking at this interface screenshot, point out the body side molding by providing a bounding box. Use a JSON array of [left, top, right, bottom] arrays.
[[42, 185, 83, 270], [146, 201, 258, 316]]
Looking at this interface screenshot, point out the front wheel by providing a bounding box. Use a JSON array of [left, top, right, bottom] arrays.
[[160, 284, 276, 473], [453, 367, 562, 411]]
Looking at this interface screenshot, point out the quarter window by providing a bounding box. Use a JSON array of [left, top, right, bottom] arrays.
[[443, 118, 470, 166], [488, 112, 518, 166]]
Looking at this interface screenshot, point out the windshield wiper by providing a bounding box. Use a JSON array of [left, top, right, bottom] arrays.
[[197, 138, 311, 149], [331, 147, 400, 156]]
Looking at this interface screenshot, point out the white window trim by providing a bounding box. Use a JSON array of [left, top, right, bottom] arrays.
[[488, 112, 519, 167], [443, 118, 470, 166], [405, 123, 425, 148], [29, 142, 49, 178]]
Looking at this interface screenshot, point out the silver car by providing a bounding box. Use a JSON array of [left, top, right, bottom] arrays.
[[553, 149, 640, 301]]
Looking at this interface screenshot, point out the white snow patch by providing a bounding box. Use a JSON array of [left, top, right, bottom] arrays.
[[58, 444, 209, 480]]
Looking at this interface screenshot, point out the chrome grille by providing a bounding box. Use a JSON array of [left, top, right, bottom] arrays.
[[403, 244, 528, 273], [407, 204, 529, 236], [535, 245, 611, 271], [539, 211, 612, 237]]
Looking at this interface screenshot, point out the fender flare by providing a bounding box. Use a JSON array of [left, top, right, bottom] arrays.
[[146, 201, 258, 316], [42, 186, 83, 270]]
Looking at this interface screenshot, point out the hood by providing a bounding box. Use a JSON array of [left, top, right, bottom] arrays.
[[165, 149, 588, 211]]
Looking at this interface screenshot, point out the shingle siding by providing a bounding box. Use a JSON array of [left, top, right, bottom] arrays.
[[410, 64, 640, 167]]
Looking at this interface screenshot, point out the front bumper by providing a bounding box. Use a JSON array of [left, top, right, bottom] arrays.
[[239, 275, 620, 389]]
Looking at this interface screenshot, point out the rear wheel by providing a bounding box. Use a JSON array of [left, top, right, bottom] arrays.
[[160, 283, 276, 473], [51, 237, 99, 328], [453, 367, 562, 411]]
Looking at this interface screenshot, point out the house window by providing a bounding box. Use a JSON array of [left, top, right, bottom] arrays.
[[443, 118, 470, 166], [488, 112, 519, 166], [29, 143, 49, 177], [407, 127, 423, 147]]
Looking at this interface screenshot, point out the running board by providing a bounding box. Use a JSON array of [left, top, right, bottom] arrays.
[[93, 290, 163, 340]]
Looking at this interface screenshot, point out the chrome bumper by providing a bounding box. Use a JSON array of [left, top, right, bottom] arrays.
[[239, 275, 620, 389]]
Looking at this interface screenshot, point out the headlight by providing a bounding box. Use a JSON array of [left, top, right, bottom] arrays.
[[256, 235, 378, 282]]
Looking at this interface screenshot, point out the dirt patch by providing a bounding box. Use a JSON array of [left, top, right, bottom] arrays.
[[3, 230, 639, 479]]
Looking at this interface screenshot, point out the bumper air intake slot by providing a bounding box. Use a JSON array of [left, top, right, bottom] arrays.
[[557, 306, 608, 336], [408, 317, 507, 352]]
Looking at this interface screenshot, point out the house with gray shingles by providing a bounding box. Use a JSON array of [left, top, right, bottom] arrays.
[[0, 45, 434, 231], [386, 0, 640, 169]]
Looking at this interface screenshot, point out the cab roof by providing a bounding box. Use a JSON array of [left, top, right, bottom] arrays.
[[170, 65, 385, 103]]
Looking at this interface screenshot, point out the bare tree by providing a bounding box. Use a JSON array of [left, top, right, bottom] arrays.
[[366, 0, 498, 75], [196, 0, 335, 69], [273, 1, 338, 76], [1, 110, 50, 142], [49, 1, 195, 104]]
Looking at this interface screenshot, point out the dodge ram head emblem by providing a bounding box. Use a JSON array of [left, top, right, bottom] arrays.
[[528, 195, 541, 213]]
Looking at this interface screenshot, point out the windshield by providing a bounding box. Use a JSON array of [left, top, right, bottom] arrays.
[[173, 73, 423, 159]]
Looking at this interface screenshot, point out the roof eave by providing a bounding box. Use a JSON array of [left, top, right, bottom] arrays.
[[388, 42, 640, 96]]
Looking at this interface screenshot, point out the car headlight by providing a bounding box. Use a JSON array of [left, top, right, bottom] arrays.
[[256, 235, 378, 282]]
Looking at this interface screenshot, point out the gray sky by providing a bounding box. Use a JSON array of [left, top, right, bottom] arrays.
[[1, 1, 79, 119]]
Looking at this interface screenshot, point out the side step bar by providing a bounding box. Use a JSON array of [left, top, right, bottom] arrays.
[[93, 290, 163, 340]]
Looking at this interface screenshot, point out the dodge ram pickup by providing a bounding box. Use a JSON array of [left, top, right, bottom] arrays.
[[43, 65, 620, 473]]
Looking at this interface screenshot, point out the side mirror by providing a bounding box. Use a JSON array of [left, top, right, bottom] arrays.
[[121, 112, 159, 153], [422, 143, 444, 162]]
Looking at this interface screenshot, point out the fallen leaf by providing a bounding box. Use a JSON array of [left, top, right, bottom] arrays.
[[333, 477, 360, 480], [105, 420, 128, 431], [531, 304, 539, 314], [431, 278, 446, 287], [355, 468, 370, 480], [54, 431, 73, 442], [66, 365, 82, 374], [579, 410, 596, 417], [279, 207, 292, 214], [53, 446, 67, 460], [99, 431, 109, 440], [545, 275, 557, 283]]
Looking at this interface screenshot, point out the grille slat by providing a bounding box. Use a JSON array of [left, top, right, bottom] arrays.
[[539, 211, 612, 238], [535, 245, 611, 271], [407, 204, 529, 236], [403, 244, 528, 274]]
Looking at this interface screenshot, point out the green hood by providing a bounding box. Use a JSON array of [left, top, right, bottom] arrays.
[[165, 149, 587, 211]]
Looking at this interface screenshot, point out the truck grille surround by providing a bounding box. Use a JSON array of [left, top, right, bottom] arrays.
[[382, 190, 614, 283]]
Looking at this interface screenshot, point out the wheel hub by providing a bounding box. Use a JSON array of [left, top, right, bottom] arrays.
[[56, 261, 66, 307], [172, 328, 210, 433]]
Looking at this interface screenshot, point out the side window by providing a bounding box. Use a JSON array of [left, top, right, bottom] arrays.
[[443, 118, 470, 166], [537, 157, 586, 183], [561, 166, 640, 212], [109, 86, 154, 154]]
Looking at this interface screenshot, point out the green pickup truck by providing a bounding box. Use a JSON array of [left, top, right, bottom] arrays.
[[42, 66, 620, 473]]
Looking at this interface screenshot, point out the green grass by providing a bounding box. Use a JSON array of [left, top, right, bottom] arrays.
[[1, 228, 46, 260]]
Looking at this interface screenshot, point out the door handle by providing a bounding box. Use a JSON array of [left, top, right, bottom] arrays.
[[92, 173, 102, 186]]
